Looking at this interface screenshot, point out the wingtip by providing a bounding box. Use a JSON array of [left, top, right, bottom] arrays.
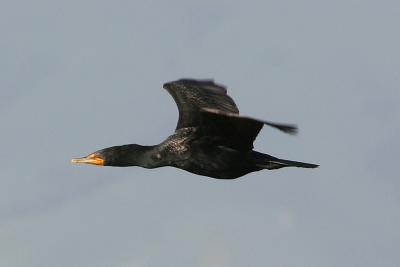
[[163, 79, 228, 94], [263, 121, 298, 135], [163, 82, 172, 89], [281, 125, 299, 135]]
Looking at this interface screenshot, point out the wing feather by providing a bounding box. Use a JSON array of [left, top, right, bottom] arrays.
[[200, 108, 297, 151], [163, 79, 239, 129], [163, 79, 297, 151]]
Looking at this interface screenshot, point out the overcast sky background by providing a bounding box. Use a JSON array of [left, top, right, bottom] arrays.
[[1, 0, 399, 266]]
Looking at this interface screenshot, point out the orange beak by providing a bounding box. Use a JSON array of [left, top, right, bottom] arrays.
[[71, 153, 104, 166]]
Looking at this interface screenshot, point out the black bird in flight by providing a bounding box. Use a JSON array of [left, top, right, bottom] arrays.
[[72, 79, 318, 179]]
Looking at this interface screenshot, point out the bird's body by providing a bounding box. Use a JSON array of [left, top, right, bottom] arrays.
[[72, 79, 318, 179], [151, 128, 259, 179]]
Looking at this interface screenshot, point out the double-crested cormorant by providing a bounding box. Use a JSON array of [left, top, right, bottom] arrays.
[[72, 79, 318, 179]]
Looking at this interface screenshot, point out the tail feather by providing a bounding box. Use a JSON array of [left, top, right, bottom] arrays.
[[252, 151, 319, 170], [262, 158, 319, 169]]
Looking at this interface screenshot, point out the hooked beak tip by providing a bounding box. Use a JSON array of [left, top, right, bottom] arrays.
[[70, 154, 105, 166]]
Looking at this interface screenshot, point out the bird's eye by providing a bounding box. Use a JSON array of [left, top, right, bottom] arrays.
[[152, 153, 162, 161]]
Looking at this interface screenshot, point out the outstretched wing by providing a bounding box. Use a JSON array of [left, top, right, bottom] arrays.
[[200, 108, 297, 151], [164, 78, 297, 151], [163, 79, 239, 129]]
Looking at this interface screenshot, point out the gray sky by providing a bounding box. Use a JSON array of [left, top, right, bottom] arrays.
[[1, 0, 399, 266]]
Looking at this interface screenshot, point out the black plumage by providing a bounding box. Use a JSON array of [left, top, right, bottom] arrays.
[[72, 79, 318, 179]]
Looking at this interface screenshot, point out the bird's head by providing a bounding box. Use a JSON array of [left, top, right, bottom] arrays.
[[71, 144, 150, 167]]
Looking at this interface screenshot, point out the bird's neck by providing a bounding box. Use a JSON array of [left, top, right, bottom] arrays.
[[107, 144, 158, 168]]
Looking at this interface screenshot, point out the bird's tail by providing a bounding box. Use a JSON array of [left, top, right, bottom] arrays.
[[251, 151, 319, 170]]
